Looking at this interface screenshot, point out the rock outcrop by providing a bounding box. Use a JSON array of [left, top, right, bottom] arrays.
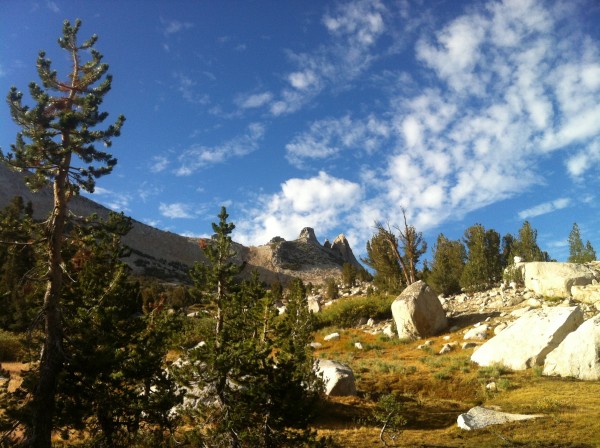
[[517, 262, 597, 298], [471, 306, 584, 370], [457, 406, 544, 430], [315, 360, 356, 396], [331, 234, 362, 269], [391, 281, 448, 340], [544, 314, 600, 380]]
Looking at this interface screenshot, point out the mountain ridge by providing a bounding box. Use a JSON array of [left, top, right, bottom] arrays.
[[0, 163, 360, 284]]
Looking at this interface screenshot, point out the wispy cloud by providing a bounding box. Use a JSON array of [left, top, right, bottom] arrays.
[[46, 1, 60, 13], [518, 198, 571, 220], [269, 0, 388, 116], [237, 92, 273, 109], [160, 18, 193, 36], [90, 187, 131, 213], [173, 72, 210, 105], [159, 202, 194, 219], [149, 155, 170, 173], [175, 123, 266, 175], [285, 114, 390, 167]]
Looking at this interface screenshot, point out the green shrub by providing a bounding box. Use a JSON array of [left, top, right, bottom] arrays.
[[0, 330, 23, 361], [315, 294, 395, 329]]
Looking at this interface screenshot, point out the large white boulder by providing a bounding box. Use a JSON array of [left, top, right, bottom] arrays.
[[391, 281, 448, 340], [315, 359, 356, 396], [471, 306, 583, 370], [457, 406, 544, 430], [543, 314, 600, 380], [518, 262, 596, 298]]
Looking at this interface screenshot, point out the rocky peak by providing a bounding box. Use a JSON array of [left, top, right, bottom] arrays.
[[331, 234, 362, 269], [297, 227, 319, 245]]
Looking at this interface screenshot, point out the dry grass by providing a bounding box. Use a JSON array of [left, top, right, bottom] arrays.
[[311, 328, 600, 447]]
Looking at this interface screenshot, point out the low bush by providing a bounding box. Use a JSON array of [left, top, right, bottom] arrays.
[[315, 294, 395, 329], [0, 330, 23, 362]]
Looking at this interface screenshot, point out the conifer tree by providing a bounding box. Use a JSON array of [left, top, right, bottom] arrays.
[[512, 221, 549, 262], [181, 208, 323, 447], [363, 228, 405, 294], [1, 19, 124, 446], [429, 234, 466, 296], [568, 223, 596, 263], [460, 224, 502, 292], [0, 197, 39, 331]]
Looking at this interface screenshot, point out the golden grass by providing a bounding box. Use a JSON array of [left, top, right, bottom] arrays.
[[311, 328, 600, 447]]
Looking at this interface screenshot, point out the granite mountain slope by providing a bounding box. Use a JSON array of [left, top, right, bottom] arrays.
[[0, 163, 360, 284]]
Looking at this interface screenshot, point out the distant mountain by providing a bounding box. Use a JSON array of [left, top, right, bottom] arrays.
[[0, 163, 361, 285]]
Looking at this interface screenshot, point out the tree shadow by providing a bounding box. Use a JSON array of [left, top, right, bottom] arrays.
[[448, 311, 502, 331]]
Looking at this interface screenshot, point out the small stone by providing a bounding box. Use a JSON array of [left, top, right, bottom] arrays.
[[324, 332, 340, 341], [310, 342, 322, 349], [462, 342, 478, 350], [354, 342, 364, 350], [439, 343, 454, 354]]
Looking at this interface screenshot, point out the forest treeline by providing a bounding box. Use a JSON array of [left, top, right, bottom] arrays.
[[364, 217, 596, 297]]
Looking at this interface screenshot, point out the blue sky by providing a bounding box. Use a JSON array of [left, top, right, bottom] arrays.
[[1, 0, 600, 262]]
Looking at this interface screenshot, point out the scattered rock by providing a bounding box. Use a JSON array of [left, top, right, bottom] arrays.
[[391, 281, 448, 340], [310, 342, 322, 349], [324, 332, 340, 342], [354, 342, 364, 350], [457, 406, 544, 430], [315, 360, 357, 396], [439, 343, 455, 354], [462, 342, 478, 350], [464, 325, 489, 340]]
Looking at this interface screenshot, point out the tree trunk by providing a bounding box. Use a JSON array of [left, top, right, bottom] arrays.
[[27, 163, 69, 448]]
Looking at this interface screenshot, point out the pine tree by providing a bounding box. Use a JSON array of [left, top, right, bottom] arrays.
[[57, 213, 182, 446], [0, 197, 40, 331], [512, 221, 549, 262], [460, 224, 502, 292], [1, 19, 124, 446], [429, 234, 466, 296], [342, 262, 357, 287], [568, 223, 596, 263], [181, 208, 323, 447], [363, 228, 405, 294]]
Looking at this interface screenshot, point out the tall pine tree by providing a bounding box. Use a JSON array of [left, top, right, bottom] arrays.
[[1, 19, 124, 447]]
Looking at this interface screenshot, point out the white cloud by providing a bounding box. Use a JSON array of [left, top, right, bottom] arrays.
[[161, 18, 193, 36], [88, 187, 131, 213], [285, 114, 390, 167], [46, 1, 60, 13], [235, 172, 363, 246], [150, 155, 169, 173], [566, 137, 600, 178], [288, 70, 318, 90], [239, 92, 273, 109], [175, 123, 266, 175], [173, 72, 210, 105], [271, 0, 388, 116], [159, 202, 194, 219], [518, 198, 571, 220]]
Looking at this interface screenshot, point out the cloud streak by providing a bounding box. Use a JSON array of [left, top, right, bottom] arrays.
[[175, 123, 266, 175]]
